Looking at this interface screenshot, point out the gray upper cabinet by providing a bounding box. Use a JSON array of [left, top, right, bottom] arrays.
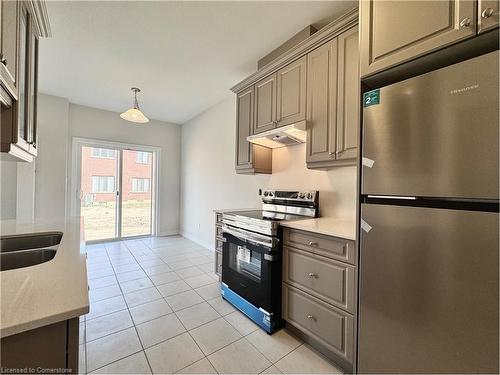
[[254, 73, 277, 134], [235, 86, 272, 174], [360, 0, 476, 78], [306, 39, 337, 165], [1, 0, 47, 162], [276, 55, 307, 127], [336, 26, 359, 161], [478, 0, 499, 33], [306, 26, 359, 169], [0, 0, 19, 101], [235, 87, 253, 169]]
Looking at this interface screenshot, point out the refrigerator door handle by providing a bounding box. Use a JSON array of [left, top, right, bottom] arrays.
[[367, 195, 417, 200]]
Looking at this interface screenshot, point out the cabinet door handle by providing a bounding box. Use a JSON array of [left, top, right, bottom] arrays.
[[459, 17, 472, 27], [307, 315, 315, 321], [307, 272, 318, 278], [308, 241, 318, 246], [481, 8, 495, 18], [0, 57, 7, 66]]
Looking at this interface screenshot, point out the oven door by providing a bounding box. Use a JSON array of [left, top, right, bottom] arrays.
[[222, 226, 280, 313]]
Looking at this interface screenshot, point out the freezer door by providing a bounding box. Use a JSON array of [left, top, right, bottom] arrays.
[[362, 51, 499, 200], [358, 204, 499, 373]]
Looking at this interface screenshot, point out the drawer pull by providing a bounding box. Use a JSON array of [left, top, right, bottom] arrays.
[[308, 241, 318, 246], [307, 314, 316, 321], [307, 272, 318, 278]]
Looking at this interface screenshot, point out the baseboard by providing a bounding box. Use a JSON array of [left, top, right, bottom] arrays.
[[156, 229, 180, 237], [180, 230, 213, 251]]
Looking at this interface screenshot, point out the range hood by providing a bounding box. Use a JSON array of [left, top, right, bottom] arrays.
[[246, 121, 307, 149]]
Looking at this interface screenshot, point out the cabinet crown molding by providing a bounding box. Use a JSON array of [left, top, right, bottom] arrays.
[[230, 7, 358, 94], [27, 0, 52, 37]]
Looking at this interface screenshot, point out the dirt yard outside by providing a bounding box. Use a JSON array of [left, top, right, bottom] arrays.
[[81, 200, 151, 241]]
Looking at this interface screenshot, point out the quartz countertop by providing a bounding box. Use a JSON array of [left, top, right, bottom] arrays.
[[280, 217, 356, 240], [0, 217, 89, 338], [214, 208, 259, 213]]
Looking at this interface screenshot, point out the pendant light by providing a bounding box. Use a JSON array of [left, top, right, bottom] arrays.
[[120, 87, 149, 123]]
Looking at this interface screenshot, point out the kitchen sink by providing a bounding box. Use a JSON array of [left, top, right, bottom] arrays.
[[0, 232, 62, 271]]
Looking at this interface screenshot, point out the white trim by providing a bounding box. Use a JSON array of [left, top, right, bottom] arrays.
[[157, 229, 181, 237], [69, 137, 161, 239]]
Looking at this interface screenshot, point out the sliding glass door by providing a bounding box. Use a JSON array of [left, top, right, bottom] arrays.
[[121, 149, 153, 238], [80, 146, 119, 241], [78, 143, 156, 242]]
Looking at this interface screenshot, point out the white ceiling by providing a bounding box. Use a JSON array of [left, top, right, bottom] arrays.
[[39, 1, 356, 124]]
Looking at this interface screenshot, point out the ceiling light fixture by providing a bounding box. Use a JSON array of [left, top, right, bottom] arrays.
[[120, 87, 149, 124]]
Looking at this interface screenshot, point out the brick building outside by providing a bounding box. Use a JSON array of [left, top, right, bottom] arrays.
[[81, 147, 152, 205]]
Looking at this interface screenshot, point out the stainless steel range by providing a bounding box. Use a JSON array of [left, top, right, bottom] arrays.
[[220, 190, 318, 333]]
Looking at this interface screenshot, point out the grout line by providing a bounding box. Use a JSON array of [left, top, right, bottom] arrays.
[[85, 237, 227, 374], [106, 244, 155, 375]]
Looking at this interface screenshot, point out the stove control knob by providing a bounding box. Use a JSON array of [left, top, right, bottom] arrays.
[[269, 191, 274, 197], [263, 191, 269, 197], [299, 192, 305, 199], [307, 192, 313, 200]]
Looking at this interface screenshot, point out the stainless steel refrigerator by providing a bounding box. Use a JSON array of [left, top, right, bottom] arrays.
[[358, 51, 499, 373]]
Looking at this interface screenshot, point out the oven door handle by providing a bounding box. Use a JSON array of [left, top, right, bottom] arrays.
[[222, 225, 275, 249]]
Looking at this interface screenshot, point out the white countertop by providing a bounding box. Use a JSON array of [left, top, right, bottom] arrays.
[[0, 217, 89, 337], [214, 208, 259, 213], [280, 217, 357, 240]]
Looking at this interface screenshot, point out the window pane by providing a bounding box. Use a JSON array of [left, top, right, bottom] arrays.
[[91, 176, 115, 193], [122, 150, 153, 237], [91, 147, 115, 159], [136, 151, 149, 164]]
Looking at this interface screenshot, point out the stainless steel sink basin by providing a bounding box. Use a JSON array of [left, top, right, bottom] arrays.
[[0, 232, 62, 271]]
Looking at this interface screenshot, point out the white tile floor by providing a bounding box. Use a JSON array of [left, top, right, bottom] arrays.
[[81, 235, 343, 374]]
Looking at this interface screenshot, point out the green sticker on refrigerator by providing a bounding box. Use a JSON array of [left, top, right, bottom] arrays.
[[363, 89, 380, 107]]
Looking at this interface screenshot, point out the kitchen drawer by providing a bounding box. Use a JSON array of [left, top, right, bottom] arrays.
[[216, 213, 223, 224], [283, 284, 354, 364], [283, 246, 355, 313], [283, 228, 355, 265], [215, 238, 223, 251], [215, 250, 222, 276], [215, 225, 223, 238]]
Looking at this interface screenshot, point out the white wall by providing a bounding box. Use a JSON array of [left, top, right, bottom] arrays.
[[180, 96, 357, 249], [1, 94, 181, 237], [68, 103, 182, 235], [16, 162, 36, 221], [0, 161, 18, 220], [35, 94, 70, 222]]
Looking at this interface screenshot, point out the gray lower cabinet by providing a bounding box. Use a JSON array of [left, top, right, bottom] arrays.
[[478, 0, 499, 33], [283, 246, 355, 313], [235, 86, 272, 174], [283, 284, 354, 365], [214, 212, 223, 278], [306, 26, 359, 170], [360, 0, 478, 78], [283, 227, 355, 265], [282, 228, 357, 372], [0, 317, 79, 373]]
